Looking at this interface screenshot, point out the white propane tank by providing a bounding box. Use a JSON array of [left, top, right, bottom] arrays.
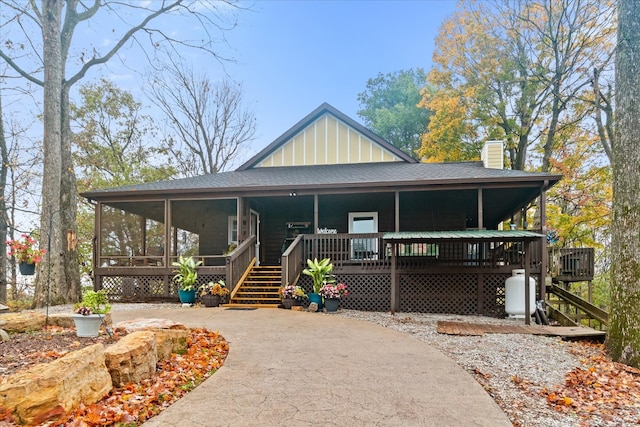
[[505, 269, 536, 319]]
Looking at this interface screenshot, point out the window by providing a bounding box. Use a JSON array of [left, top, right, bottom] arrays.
[[228, 216, 238, 245]]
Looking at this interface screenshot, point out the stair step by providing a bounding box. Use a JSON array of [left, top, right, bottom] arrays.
[[223, 303, 279, 309], [230, 265, 284, 306]]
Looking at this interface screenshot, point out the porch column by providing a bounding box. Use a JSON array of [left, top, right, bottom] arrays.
[[314, 194, 318, 232], [477, 188, 483, 230], [524, 240, 532, 325], [390, 242, 399, 313], [94, 202, 102, 290], [395, 191, 400, 232], [539, 183, 548, 302], [237, 197, 244, 242]]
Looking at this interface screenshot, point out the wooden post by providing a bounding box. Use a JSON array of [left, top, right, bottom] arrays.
[[524, 240, 532, 325], [390, 241, 398, 313], [395, 191, 400, 232], [539, 183, 547, 303], [477, 188, 483, 230]]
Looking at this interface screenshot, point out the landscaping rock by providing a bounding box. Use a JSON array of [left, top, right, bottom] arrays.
[[0, 343, 112, 425], [0, 329, 9, 341], [114, 317, 187, 333], [307, 302, 318, 312], [0, 312, 46, 332], [104, 330, 158, 386], [153, 328, 189, 360], [0, 303, 9, 311]]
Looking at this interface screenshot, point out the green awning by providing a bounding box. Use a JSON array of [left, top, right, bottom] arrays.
[[383, 230, 545, 242]]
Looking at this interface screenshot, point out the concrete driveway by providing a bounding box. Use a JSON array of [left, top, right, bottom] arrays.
[[111, 307, 511, 427]]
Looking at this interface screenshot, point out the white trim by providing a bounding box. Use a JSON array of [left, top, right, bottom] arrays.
[[228, 216, 238, 245]]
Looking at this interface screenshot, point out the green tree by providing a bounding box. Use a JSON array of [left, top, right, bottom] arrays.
[[0, 0, 239, 306], [357, 69, 431, 157], [71, 79, 175, 271], [72, 79, 174, 191], [608, 0, 640, 368]]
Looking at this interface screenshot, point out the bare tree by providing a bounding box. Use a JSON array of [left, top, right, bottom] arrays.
[[0, 0, 240, 305], [148, 59, 256, 176], [608, 0, 640, 368], [591, 67, 615, 164]]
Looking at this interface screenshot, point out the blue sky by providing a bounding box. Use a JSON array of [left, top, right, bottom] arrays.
[[4, 0, 458, 162], [209, 0, 458, 157]]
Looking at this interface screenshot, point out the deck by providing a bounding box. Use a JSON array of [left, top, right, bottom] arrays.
[[437, 320, 606, 340]]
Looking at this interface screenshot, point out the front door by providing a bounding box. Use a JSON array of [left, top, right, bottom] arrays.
[[348, 212, 378, 260], [250, 209, 261, 265]]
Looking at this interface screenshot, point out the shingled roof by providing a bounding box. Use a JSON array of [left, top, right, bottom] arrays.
[[81, 161, 561, 199]]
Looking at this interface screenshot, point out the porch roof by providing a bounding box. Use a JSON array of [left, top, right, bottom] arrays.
[[383, 230, 545, 242], [81, 161, 561, 199]]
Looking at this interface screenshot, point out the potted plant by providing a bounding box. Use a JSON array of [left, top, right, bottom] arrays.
[[319, 283, 348, 312], [72, 290, 112, 337], [6, 234, 46, 276], [172, 256, 202, 304], [279, 284, 307, 309], [199, 280, 230, 307], [302, 257, 335, 310]]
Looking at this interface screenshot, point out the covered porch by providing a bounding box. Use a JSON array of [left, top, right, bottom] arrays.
[[85, 160, 557, 319]]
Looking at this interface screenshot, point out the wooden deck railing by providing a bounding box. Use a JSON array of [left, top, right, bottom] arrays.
[[280, 232, 544, 278], [303, 233, 389, 270], [549, 247, 595, 282]]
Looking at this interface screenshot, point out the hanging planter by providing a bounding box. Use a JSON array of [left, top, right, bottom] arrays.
[[7, 234, 45, 276], [19, 262, 36, 276]]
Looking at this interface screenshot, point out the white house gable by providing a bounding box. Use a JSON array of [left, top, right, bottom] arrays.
[[256, 113, 403, 167]]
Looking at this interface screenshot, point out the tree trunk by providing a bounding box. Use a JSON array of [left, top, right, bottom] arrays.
[[60, 85, 81, 302], [607, 0, 640, 368], [0, 92, 7, 304], [34, 1, 64, 307]]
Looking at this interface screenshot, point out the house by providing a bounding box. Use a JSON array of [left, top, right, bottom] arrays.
[[81, 103, 561, 317]]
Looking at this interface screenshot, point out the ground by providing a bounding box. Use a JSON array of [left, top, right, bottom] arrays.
[[0, 327, 122, 377]]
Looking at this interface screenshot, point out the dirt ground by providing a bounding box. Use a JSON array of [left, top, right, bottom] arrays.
[[0, 327, 122, 377]]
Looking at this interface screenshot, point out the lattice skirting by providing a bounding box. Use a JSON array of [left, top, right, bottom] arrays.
[[99, 274, 226, 302], [299, 272, 509, 317]]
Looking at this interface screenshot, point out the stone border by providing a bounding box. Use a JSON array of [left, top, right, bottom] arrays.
[[0, 316, 189, 425]]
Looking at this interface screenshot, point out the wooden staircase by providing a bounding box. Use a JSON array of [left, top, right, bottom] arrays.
[[227, 265, 281, 307]]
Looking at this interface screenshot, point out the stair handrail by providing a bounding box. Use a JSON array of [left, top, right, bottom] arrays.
[[229, 257, 256, 300], [547, 284, 608, 327], [226, 235, 256, 295], [281, 233, 305, 287]]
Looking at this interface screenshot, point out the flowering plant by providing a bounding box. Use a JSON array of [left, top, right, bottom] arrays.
[[7, 234, 46, 264], [74, 290, 111, 315], [279, 284, 307, 301], [199, 280, 230, 297], [319, 283, 348, 299]]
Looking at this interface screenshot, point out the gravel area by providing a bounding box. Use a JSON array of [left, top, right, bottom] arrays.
[[335, 310, 630, 427], [28, 304, 633, 426]]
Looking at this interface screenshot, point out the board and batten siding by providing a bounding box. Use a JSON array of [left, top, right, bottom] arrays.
[[257, 113, 402, 167], [481, 140, 504, 169]]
